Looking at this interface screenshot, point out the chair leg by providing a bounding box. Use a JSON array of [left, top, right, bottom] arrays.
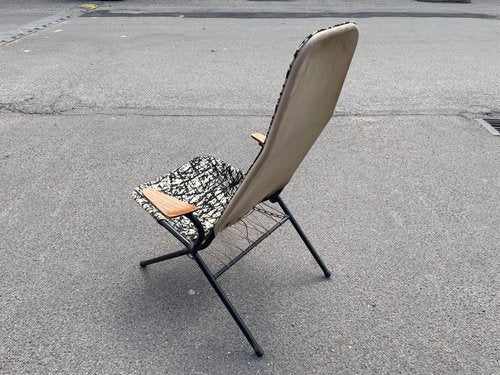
[[192, 252, 264, 357], [140, 248, 191, 267], [276, 197, 331, 278]]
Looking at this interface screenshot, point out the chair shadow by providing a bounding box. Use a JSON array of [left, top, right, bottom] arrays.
[[113, 247, 333, 361]]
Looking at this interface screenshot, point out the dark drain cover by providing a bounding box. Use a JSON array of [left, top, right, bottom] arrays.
[[484, 118, 500, 131], [479, 118, 500, 136]]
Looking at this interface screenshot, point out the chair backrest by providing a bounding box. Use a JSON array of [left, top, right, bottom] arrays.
[[215, 23, 359, 233]]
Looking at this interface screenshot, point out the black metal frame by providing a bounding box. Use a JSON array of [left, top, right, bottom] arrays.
[[139, 195, 330, 357]]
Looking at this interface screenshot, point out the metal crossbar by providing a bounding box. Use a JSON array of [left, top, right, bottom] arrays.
[[214, 215, 289, 279]]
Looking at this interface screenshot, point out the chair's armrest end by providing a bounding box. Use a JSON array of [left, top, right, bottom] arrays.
[[142, 188, 197, 218], [251, 132, 266, 145]]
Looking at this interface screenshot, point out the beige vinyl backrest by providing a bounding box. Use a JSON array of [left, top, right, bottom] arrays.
[[215, 23, 359, 233]]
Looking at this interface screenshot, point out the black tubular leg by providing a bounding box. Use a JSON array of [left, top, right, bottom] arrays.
[[192, 252, 264, 357], [140, 248, 191, 268], [276, 196, 332, 278]]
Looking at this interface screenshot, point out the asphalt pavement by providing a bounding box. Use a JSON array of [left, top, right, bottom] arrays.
[[1, 1, 499, 374]]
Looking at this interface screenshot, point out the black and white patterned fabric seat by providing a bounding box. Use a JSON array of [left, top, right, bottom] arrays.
[[133, 156, 244, 242]]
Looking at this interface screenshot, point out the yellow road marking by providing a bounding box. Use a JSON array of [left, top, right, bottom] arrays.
[[79, 4, 98, 10]]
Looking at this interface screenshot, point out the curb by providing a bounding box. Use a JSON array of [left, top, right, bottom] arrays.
[[0, 4, 98, 48]]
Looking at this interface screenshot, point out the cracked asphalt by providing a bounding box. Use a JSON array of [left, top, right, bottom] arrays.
[[1, 0, 499, 374]]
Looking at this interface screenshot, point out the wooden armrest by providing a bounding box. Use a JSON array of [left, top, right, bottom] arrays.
[[142, 188, 197, 218], [251, 132, 266, 145]]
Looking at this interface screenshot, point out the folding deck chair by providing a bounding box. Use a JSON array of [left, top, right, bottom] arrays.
[[133, 22, 358, 357]]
